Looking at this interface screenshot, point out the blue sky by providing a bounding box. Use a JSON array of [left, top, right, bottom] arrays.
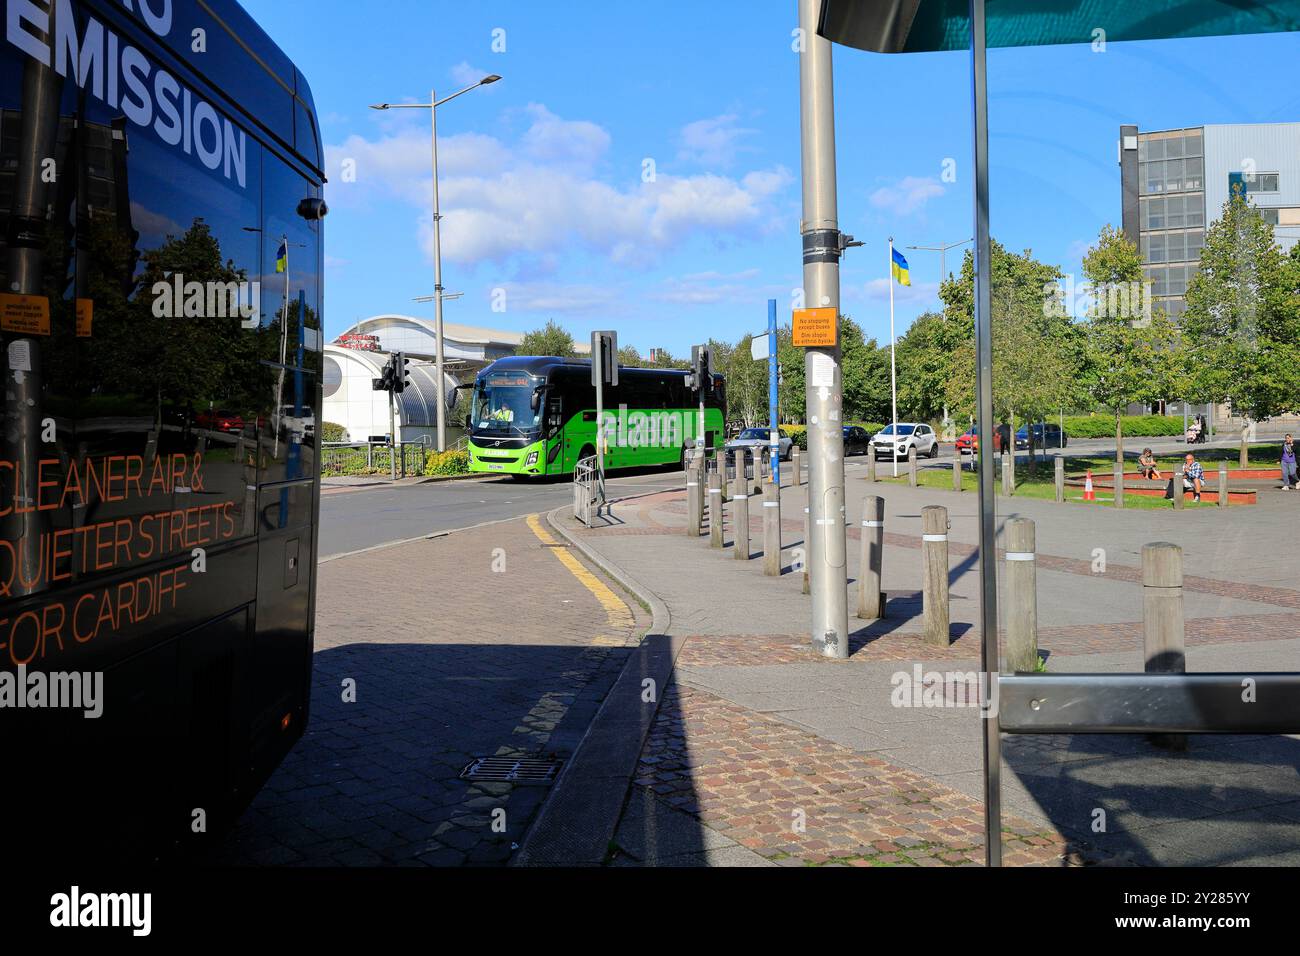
[[241, 1, 1300, 355]]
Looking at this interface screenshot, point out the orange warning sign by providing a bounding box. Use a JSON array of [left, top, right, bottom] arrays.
[[76, 299, 93, 337], [0, 293, 51, 335], [792, 307, 837, 347]]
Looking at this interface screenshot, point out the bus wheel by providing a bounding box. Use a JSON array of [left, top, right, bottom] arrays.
[[579, 445, 596, 465]]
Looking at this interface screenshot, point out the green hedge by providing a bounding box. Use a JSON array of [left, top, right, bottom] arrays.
[[321, 421, 348, 443], [781, 422, 886, 450], [1061, 414, 1187, 439], [424, 450, 471, 476]]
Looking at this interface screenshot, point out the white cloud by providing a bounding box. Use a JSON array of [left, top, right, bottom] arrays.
[[326, 103, 793, 271], [653, 269, 764, 305], [449, 61, 494, 89], [868, 176, 945, 216], [495, 280, 623, 315], [677, 114, 758, 168]]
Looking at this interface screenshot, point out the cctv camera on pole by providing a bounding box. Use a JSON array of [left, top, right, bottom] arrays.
[[591, 331, 618, 509]]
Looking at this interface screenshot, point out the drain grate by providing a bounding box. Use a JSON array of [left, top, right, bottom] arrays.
[[461, 755, 563, 785]]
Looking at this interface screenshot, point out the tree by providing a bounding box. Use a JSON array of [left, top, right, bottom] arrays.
[[1079, 224, 1179, 465], [617, 345, 643, 367], [839, 317, 892, 423], [1182, 189, 1300, 463], [518, 319, 576, 357], [894, 310, 965, 424]]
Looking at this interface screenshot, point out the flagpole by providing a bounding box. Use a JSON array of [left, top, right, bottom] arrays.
[[889, 236, 898, 477]]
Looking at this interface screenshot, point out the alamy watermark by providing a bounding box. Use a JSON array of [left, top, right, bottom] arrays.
[[0, 665, 103, 718], [600, 404, 684, 449], [891, 664, 998, 717], [151, 274, 260, 328], [1044, 275, 1153, 322]]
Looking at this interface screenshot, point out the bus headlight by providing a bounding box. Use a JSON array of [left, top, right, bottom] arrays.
[[525, 451, 539, 467]]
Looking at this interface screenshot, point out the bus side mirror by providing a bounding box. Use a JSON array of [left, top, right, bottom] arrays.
[[530, 388, 543, 412]]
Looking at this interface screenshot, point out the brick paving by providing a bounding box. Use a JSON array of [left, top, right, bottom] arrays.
[[628, 682, 1076, 867], [203, 516, 646, 867]]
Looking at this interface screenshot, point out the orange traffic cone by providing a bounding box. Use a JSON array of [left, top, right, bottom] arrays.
[[1083, 469, 1095, 501]]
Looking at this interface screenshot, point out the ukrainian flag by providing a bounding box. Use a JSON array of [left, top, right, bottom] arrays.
[[275, 240, 288, 274], [891, 247, 911, 287]]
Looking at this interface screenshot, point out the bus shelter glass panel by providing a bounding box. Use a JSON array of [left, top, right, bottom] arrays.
[[984, 26, 1300, 865]]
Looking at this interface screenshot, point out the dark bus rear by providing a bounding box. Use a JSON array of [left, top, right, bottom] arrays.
[[1, 0, 325, 859]]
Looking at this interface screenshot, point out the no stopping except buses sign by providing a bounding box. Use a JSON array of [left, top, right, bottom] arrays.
[[792, 307, 837, 347]]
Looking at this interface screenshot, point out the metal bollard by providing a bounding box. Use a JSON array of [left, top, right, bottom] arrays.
[[908, 446, 918, 487], [686, 457, 702, 537], [762, 478, 781, 576], [732, 467, 750, 561], [1054, 455, 1064, 503], [753, 447, 764, 496], [857, 495, 885, 620], [708, 466, 724, 549], [1218, 460, 1228, 508], [921, 505, 950, 646], [792, 444, 802, 487], [1001, 453, 1014, 496], [1143, 541, 1187, 750], [952, 455, 962, 493], [1173, 468, 1185, 510], [1004, 517, 1038, 672], [1113, 463, 1125, 509], [802, 506, 810, 594]]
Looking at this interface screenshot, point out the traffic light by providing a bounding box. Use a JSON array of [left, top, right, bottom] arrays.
[[690, 344, 713, 392], [373, 359, 394, 392], [392, 352, 411, 394]]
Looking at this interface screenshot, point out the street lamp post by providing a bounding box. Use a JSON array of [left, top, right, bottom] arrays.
[[371, 74, 501, 452]]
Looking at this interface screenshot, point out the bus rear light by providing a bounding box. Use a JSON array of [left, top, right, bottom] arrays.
[[280, 713, 292, 731]]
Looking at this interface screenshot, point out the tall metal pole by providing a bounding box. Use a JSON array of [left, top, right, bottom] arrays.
[[889, 236, 899, 477], [798, 0, 849, 659], [768, 298, 780, 486], [970, 0, 1003, 868], [431, 88, 448, 452]]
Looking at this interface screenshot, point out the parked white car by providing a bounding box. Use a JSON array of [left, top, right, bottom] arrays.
[[726, 427, 793, 461], [871, 422, 939, 461]]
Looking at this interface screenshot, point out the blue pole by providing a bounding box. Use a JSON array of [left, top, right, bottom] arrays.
[[768, 298, 779, 485]]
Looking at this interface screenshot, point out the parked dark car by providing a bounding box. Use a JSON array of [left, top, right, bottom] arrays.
[[1014, 422, 1067, 449], [843, 425, 872, 456]]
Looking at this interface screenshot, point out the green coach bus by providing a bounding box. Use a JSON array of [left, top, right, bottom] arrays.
[[466, 356, 725, 477]]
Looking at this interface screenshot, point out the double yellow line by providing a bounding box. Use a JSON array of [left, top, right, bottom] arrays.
[[526, 514, 634, 646]]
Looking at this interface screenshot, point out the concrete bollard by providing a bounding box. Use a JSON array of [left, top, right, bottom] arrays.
[[687, 457, 702, 537], [1218, 460, 1228, 508], [867, 451, 877, 483], [1143, 541, 1187, 750], [1001, 453, 1014, 496], [1054, 456, 1065, 503], [1173, 468, 1185, 510], [802, 506, 810, 594], [762, 478, 781, 576], [952, 455, 962, 493], [1113, 463, 1125, 509], [1004, 517, 1038, 672], [732, 467, 750, 561], [908, 446, 918, 487], [857, 495, 885, 619], [792, 444, 802, 487], [708, 467, 724, 549], [921, 506, 950, 646]]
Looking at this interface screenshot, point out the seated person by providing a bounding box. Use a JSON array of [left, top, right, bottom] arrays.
[[1182, 453, 1204, 503], [1138, 448, 1162, 480]]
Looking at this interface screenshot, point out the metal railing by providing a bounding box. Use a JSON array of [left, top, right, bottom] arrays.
[[321, 439, 428, 478], [574, 454, 598, 527]]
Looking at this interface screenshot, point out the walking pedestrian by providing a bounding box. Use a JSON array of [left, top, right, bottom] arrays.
[[1282, 434, 1297, 491]]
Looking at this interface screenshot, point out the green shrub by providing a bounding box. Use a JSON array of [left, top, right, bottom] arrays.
[[1061, 414, 1186, 439], [321, 421, 348, 443], [424, 450, 471, 477]]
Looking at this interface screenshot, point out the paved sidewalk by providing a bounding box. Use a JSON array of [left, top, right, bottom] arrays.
[[559, 473, 1300, 867], [203, 515, 647, 866]]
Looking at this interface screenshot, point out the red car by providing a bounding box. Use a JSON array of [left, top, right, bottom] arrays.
[[196, 409, 246, 435], [954, 425, 1004, 454]]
